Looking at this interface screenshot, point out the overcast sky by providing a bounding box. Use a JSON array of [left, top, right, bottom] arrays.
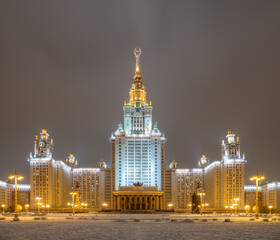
[[0, 0, 280, 184]]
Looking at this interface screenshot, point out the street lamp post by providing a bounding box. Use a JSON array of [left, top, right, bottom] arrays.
[[268, 206, 273, 215], [233, 198, 239, 214], [1, 204, 5, 213], [70, 192, 77, 215], [9, 170, 23, 220], [245, 205, 250, 214], [225, 206, 228, 213], [250, 172, 265, 219], [36, 197, 42, 213], [25, 204, 29, 213], [46, 205, 50, 214], [198, 192, 205, 215]]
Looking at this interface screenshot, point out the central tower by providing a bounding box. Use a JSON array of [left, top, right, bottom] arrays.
[[110, 48, 166, 191]]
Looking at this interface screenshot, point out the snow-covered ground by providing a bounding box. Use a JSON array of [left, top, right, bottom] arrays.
[[0, 213, 280, 240]]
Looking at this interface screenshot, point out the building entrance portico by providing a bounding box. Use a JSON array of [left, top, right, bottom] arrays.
[[113, 186, 163, 210]]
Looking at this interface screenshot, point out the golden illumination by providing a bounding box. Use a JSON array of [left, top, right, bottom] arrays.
[[250, 172, 265, 219], [1, 204, 5, 213], [250, 176, 265, 181], [35, 197, 42, 213], [128, 79, 148, 107], [70, 191, 78, 215], [41, 129, 47, 133], [245, 205, 250, 214], [268, 205, 273, 209], [168, 203, 173, 207], [9, 171, 23, 219], [125, 48, 151, 107]]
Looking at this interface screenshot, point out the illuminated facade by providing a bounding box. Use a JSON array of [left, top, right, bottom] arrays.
[[25, 51, 248, 211], [72, 166, 105, 209], [29, 129, 104, 209], [12, 184, 30, 209], [204, 131, 246, 209], [0, 181, 11, 209], [0, 181, 29, 210], [113, 186, 163, 210], [1, 49, 262, 212], [244, 185, 262, 207], [204, 161, 221, 209], [220, 131, 246, 209], [262, 181, 280, 210], [173, 168, 204, 209], [108, 48, 167, 210], [110, 48, 166, 191]]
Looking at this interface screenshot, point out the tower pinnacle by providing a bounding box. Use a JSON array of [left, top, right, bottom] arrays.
[[134, 47, 142, 70], [134, 47, 142, 81], [127, 48, 150, 107]]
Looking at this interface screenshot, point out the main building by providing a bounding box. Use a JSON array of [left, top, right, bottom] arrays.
[[2, 48, 277, 212]]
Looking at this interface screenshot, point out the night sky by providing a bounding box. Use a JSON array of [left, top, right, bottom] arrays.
[[0, 1, 280, 184]]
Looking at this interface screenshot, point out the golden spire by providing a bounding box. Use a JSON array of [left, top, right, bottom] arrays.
[[134, 47, 142, 81], [126, 48, 151, 107]]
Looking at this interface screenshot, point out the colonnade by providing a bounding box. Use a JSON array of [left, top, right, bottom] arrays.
[[113, 195, 163, 210]]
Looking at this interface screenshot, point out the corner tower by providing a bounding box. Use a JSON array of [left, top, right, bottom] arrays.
[[110, 48, 166, 191], [34, 129, 54, 158]]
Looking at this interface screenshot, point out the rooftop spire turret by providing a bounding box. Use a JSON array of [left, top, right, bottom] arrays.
[[126, 48, 150, 107], [134, 47, 142, 81]]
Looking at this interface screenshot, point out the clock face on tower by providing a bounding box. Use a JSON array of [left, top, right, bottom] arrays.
[[39, 141, 45, 147]]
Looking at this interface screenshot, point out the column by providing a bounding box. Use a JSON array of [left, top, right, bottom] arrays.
[[155, 196, 159, 210], [117, 196, 121, 209], [160, 196, 163, 210], [124, 196, 127, 210], [114, 196, 117, 209], [129, 196, 132, 210], [140, 196, 143, 210], [145, 196, 148, 210]]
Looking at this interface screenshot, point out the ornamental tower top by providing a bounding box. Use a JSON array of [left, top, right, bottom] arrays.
[[221, 130, 241, 159], [126, 48, 151, 107], [34, 129, 54, 158]]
